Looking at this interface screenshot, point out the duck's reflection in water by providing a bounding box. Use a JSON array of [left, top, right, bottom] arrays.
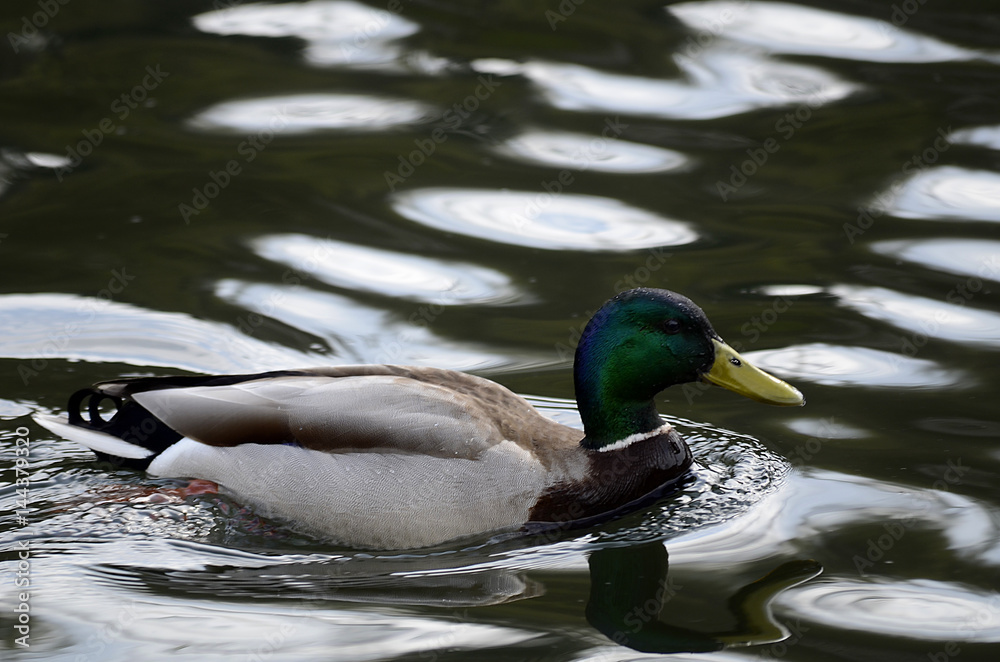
[[586, 542, 821, 653], [94, 538, 820, 655]]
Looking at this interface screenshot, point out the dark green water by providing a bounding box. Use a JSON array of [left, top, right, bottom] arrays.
[[2, 0, 1000, 659]]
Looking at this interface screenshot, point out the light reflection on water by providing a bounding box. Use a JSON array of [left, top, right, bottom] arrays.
[[213, 279, 542, 370], [873, 166, 1000, 223], [475, 50, 858, 120], [494, 128, 691, 173], [778, 579, 1000, 642], [871, 238, 1000, 282], [390, 188, 698, 251], [188, 93, 436, 133], [0, 293, 323, 373], [12, 419, 1000, 657], [952, 125, 1000, 150], [747, 342, 963, 388], [193, 0, 420, 69], [831, 285, 1000, 348], [4, 0, 1000, 658], [193, 0, 419, 43], [251, 233, 527, 304], [669, 1, 982, 63]]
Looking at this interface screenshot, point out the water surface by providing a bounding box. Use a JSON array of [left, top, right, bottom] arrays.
[[2, 1, 999, 660]]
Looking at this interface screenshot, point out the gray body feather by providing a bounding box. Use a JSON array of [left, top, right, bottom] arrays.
[[39, 366, 590, 548]]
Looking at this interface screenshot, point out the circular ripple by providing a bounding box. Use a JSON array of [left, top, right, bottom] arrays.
[[670, 1, 972, 63], [494, 129, 689, 173], [779, 579, 1000, 641], [391, 188, 698, 251]]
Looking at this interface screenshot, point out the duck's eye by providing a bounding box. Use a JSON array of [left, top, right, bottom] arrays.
[[660, 319, 681, 335]]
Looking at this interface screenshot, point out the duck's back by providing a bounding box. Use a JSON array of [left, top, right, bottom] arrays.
[[47, 365, 584, 548]]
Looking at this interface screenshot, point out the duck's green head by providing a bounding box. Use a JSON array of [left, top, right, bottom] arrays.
[[574, 288, 803, 449]]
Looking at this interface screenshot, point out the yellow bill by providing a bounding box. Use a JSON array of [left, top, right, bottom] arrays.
[[703, 338, 804, 406]]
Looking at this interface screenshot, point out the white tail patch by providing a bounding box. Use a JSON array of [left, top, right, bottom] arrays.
[[33, 414, 155, 459], [146, 438, 549, 549]]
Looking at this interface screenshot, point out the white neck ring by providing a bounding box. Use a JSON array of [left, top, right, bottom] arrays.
[[595, 422, 673, 452]]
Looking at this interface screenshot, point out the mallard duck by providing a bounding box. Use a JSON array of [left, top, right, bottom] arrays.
[[34, 288, 802, 549]]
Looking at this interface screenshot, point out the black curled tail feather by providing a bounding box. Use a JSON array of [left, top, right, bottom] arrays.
[[68, 387, 182, 470]]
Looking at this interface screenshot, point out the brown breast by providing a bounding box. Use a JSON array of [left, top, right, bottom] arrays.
[[526, 429, 693, 529]]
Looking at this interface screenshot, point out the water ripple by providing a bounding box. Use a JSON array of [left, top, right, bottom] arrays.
[[832, 285, 1000, 348], [27, 554, 539, 661], [778, 579, 1000, 641], [871, 238, 1000, 282], [251, 233, 527, 304], [784, 418, 868, 439], [745, 342, 962, 388], [390, 188, 698, 251], [493, 128, 690, 173], [1, 149, 73, 201], [475, 49, 857, 120], [0, 293, 320, 373], [8, 150, 73, 170], [213, 279, 548, 370], [670, 1, 981, 63], [951, 125, 1000, 150], [189, 93, 434, 133], [193, 0, 419, 69], [873, 166, 1000, 222]]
